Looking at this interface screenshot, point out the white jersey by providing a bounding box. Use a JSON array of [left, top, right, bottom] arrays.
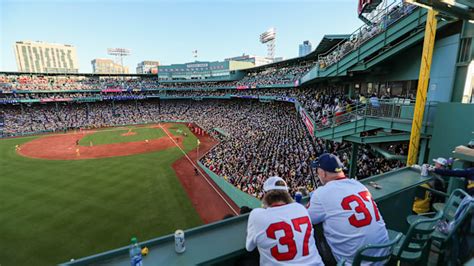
[[308, 178, 388, 264], [246, 202, 324, 266]]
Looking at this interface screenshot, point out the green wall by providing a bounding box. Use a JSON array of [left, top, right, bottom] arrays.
[[428, 102, 474, 162], [197, 161, 261, 209], [369, 34, 460, 103]]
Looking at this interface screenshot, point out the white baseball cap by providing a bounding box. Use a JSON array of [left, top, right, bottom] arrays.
[[263, 176, 288, 192], [433, 157, 447, 166]]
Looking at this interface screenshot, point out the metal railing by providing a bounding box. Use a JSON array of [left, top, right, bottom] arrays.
[[318, 1, 417, 70], [314, 98, 422, 131]]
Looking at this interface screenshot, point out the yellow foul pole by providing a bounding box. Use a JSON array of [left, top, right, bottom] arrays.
[[407, 9, 438, 166]]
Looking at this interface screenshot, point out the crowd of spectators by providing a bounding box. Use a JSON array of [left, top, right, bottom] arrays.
[[198, 101, 318, 198], [236, 60, 314, 87], [386, 142, 409, 155], [0, 74, 164, 92], [353, 146, 405, 179]]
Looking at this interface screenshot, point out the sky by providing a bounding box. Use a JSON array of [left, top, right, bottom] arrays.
[[1, 0, 363, 73]]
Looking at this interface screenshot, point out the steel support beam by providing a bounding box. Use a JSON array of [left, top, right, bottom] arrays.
[[349, 143, 360, 179], [345, 133, 412, 144], [417, 138, 429, 165]]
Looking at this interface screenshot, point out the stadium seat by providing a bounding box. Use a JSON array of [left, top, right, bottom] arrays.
[[406, 189, 469, 225], [406, 189, 471, 265], [336, 229, 402, 266], [391, 210, 444, 264]]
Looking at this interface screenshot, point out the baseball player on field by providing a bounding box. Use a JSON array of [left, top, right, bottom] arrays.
[[246, 176, 323, 266], [308, 153, 389, 265]]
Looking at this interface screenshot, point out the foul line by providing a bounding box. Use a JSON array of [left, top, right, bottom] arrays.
[[158, 124, 239, 216]]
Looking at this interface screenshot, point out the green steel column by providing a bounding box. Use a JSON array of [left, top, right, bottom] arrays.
[[451, 21, 474, 103], [348, 83, 355, 99], [325, 139, 331, 152], [349, 143, 359, 179], [417, 138, 429, 165]]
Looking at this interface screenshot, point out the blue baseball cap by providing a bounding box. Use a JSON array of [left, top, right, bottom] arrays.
[[315, 153, 344, 173]]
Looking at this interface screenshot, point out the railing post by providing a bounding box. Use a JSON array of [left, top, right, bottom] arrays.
[[354, 103, 358, 131], [391, 100, 395, 121], [357, 43, 361, 62], [349, 143, 359, 179]]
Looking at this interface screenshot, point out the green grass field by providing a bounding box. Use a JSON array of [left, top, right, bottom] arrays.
[[0, 123, 201, 265], [79, 127, 166, 146]]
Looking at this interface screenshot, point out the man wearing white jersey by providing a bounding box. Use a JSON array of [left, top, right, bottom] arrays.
[[308, 153, 389, 264], [246, 176, 324, 266]]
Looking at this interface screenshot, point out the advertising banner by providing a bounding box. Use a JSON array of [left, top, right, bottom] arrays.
[[0, 99, 18, 104], [298, 106, 315, 137], [40, 98, 72, 103], [231, 95, 258, 99], [101, 88, 123, 93]]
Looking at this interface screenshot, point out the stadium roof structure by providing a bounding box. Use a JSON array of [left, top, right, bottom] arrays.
[[306, 34, 352, 58]]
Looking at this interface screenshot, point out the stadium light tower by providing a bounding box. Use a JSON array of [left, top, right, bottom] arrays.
[[260, 27, 276, 59], [107, 48, 131, 74]]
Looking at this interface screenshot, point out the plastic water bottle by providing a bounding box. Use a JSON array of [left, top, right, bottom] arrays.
[[129, 237, 143, 266]]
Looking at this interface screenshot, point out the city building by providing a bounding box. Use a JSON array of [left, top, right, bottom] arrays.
[[136, 61, 160, 74], [14, 41, 79, 73], [225, 54, 273, 67], [298, 40, 312, 57], [91, 59, 129, 74], [158, 60, 254, 80]]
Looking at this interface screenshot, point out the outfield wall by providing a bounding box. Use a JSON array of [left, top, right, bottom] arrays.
[[197, 161, 261, 209]]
